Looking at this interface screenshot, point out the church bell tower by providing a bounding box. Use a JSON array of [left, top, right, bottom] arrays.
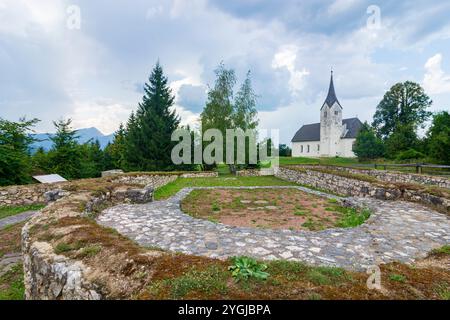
[[320, 70, 343, 157]]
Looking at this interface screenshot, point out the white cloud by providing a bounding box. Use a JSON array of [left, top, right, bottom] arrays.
[[146, 6, 164, 19], [271, 45, 310, 95], [423, 53, 450, 94], [327, 0, 361, 15], [68, 101, 132, 134]]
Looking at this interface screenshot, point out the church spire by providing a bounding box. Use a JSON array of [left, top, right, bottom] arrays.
[[324, 69, 341, 108]]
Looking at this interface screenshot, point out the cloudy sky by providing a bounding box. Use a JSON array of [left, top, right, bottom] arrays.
[[1, 0, 450, 143]]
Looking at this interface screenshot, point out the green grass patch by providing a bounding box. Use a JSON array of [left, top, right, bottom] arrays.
[[148, 265, 228, 299], [279, 156, 360, 167], [0, 204, 45, 220], [0, 264, 24, 300], [54, 241, 85, 255], [267, 260, 307, 281], [215, 164, 233, 176], [335, 207, 371, 228], [435, 282, 450, 300], [78, 245, 101, 258], [389, 273, 406, 282], [154, 176, 297, 200], [306, 266, 349, 285], [431, 245, 450, 255]]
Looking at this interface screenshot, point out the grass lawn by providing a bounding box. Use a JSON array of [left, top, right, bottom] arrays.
[[0, 204, 45, 220], [0, 264, 24, 300], [279, 156, 361, 166], [154, 176, 298, 200]]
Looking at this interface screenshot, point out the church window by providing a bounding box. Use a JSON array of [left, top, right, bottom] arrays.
[[335, 111, 339, 115], [301, 145, 303, 153], [307, 145, 310, 153], [324, 111, 327, 117], [317, 144, 320, 151]]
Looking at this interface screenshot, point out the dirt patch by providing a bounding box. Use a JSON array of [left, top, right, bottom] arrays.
[[181, 188, 361, 231], [0, 222, 25, 259]]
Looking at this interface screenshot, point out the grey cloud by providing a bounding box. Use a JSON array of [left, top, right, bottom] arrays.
[[177, 84, 207, 113]]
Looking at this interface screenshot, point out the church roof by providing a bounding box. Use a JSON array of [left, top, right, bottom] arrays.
[[291, 118, 363, 142], [322, 71, 341, 109]]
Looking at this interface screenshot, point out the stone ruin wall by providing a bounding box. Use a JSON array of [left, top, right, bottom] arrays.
[[276, 166, 449, 215]]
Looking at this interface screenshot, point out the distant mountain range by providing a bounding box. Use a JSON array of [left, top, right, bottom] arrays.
[[30, 127, 115, 152]]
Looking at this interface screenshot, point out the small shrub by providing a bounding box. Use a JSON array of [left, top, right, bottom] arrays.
[[395, 149, 425, 161], [228, 256, 269, 282]]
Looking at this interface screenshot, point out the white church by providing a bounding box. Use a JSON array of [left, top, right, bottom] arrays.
[[291, 72, 363, 158]]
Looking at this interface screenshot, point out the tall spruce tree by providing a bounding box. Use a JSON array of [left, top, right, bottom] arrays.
[[48, 119, 82, 179], [125, 62, 180, 171]]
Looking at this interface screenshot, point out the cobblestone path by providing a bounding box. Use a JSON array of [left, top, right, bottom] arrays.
[[0, 211, 37, 229], [97, 186, 450, 270]]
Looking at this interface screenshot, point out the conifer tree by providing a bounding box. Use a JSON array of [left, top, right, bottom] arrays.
[[48, 119, 82, 179], [125, 62, 180, 171]]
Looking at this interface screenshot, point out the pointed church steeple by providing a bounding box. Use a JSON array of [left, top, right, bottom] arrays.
[[324, 69, 341, 108]]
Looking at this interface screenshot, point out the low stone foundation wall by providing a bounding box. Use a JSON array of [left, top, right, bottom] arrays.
[[0, 171, 218, 207], [111, 174, 178, 188], [276, 167, 450, 214], [302, 165, 450, 189], [236, 168, 274, 177], [180, 171, 218, 178], [0, 184, 61, 206]]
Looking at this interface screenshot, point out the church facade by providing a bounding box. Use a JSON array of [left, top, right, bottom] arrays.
[[291, 72, 363, 158]]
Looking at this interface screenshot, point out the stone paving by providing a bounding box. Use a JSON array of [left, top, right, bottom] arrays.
[[97, 186, 450, 271], [0, 253, 22, 277], [0, 211, 37, 229]]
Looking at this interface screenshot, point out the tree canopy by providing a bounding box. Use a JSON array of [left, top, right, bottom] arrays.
[[372, 81, 432, 139], [352, 122, 384, 160], [0, 117, 39, 186]]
